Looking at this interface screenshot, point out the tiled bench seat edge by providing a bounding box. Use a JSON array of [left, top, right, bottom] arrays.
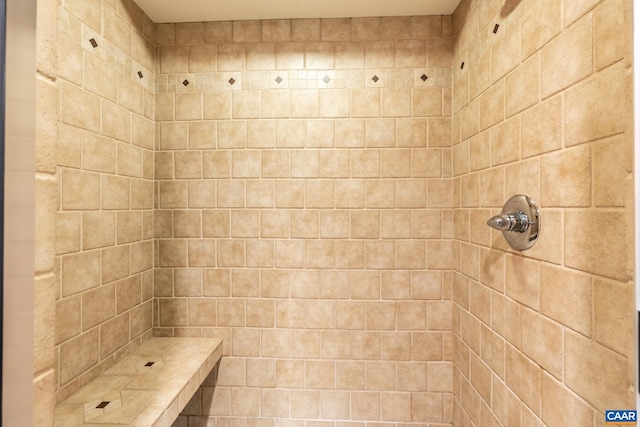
[[54, 337, 223, 427]]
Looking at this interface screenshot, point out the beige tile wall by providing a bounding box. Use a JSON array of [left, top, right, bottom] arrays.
[[42, 0, 636, 425], [53, 0, 155, 401], [154, 17, 455, 425], [451, 0, 635, 425], [34, 0, 58, 423]]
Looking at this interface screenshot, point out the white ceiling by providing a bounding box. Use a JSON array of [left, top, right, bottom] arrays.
[[133, 0, 462, 23]]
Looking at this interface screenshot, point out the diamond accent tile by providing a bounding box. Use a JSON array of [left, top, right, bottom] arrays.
[[228, 78, 236, 85], [137, 71, 144, 79], [421, 74, 428, 82], [322, 75, 331, 84], [89, 38, 98, 48], [275, 76, 283, 84], [183, 79, 189, 86], [96, 401, 110, 409], [372, 75, 379, 83]]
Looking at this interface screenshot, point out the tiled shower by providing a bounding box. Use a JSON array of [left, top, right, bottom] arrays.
[[26, 0, 635, 425]]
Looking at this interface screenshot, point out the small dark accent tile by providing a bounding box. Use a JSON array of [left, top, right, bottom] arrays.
[[96, 401, 110, 409], [371, 75, 379, 83], [421, 74, 428, 82], [322, 75, 331, 84], [228, 78, 236, 85], [493, 24, 500, 34], [275, 76, 283, 84], [89, 38, 98, 48], [183, 79, 189, 86], [460, 62, 465, 70], [144, 361, 155, 367], [137, 71, 144, 79]]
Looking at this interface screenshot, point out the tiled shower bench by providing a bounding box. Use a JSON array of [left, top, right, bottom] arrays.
[[54, 337, 223, 427]]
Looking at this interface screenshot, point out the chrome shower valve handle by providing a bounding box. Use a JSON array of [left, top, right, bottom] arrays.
[[486, 195, 539, 251], [487, 211, 531, 233]]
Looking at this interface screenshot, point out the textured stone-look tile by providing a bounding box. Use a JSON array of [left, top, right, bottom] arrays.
[[261, 19, 291, 41], [49, 7, 634, 426], [480, 324, 505, 379], [459, 99, 479, 141], [233, 20, 261, 42], [593, 135, 627, 207], [540, 145, 591, 207], [82, 211, 116, 250], [245, 42, 275, 70], [490, 116, 520, 167], [101, 245, 130, 284], [204, 21, 231, 43], [217, 43, 246, 71], [118, 75, 144, 114], [541, 15, 593, 97], [291, 18, 319, 41], [103, 4, 131, 54], [541, 373, 593, 427], [55, 212, 80, 255], [290, 390, 319, 418], [83, 53, 117, 102], [204, 92, 232, 120], [521, 95, 563, 158], [505, 255, 540, 310], [564, 0, 600, 26], [33, 271, 56, 374], [204, 151, 231, 179], [565, 63, 628, 146], [594, 277, 633, 356], [160, 46, 188, 73], [175, 93, 203, 121], [411, 392, 443, 422], [505, 53, 540, 116], [116, 275, 141, 314], [305, 41, 334, 69], [595, 0, 626, 70], [505, 346, 541, 415], [565, 209, 628, 281], [65, 0, 101, 32], [540, 264, 591, 336], [469, 131, 490, 171], [479, 81, 504, 131], [335, 41, 365, 69], [396, 39, 426, 68], [176, 22, 204, 45], [565, 332, 632, 412], [492, 377, 522, 427], [521, 309, 562, 378], [469, 353, 491, 404], [492, 293, 521, 348], [490, 24, 520, 83], [450, 0, 633, 425], [520, 0, 561, 59], [61, 169, 100, 210], [99, 313, 129, 358], [59, 329, 99, 385], [56, 294, 81, 345], [61, 251, 101, 297], [102, 101, 131, 143]]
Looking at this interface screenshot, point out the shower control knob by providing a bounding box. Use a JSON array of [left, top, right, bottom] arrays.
[[486, 195, 539, 251], [487, 211, 531, 233]]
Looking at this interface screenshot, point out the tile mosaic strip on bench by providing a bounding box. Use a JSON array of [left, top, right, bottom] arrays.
[[54, 337, 223, 427]]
